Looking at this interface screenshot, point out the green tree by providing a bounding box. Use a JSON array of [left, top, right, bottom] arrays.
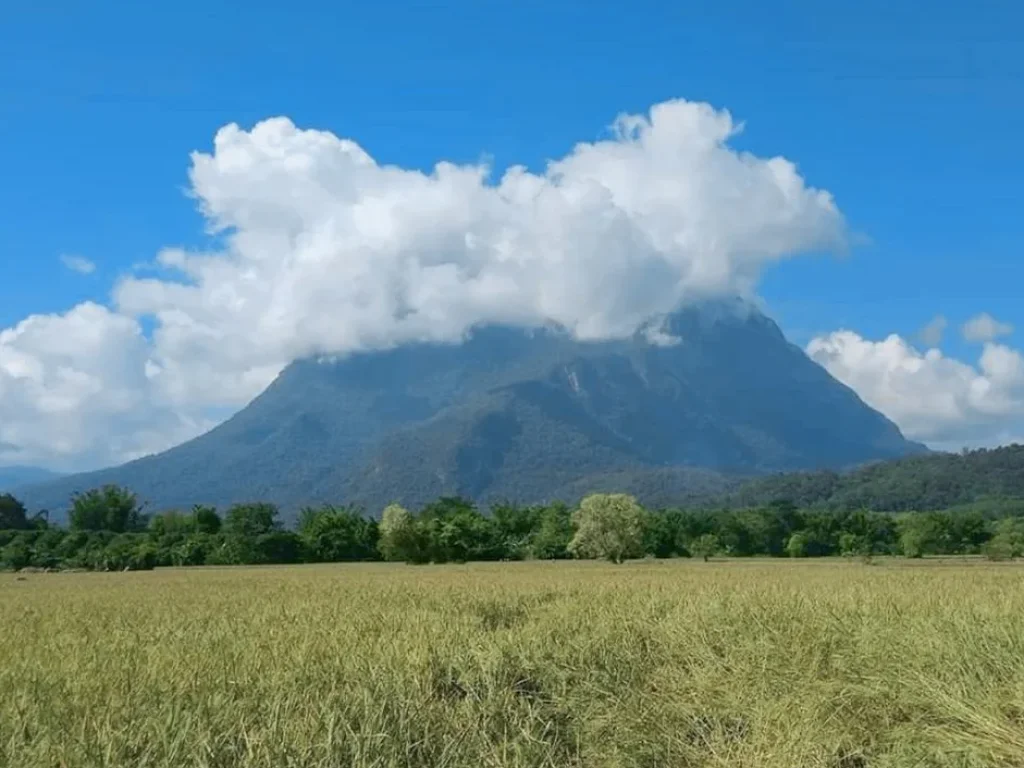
[[689, 533, 720, 562], [171, 535, 213, 566], [0, 537, 31, 570], [148, 510, 196, 538], [674, 510, 716, 554], [0, 494, 29, 530], [69, 486, 146, 532], [643, 509, 682, 558], [896, 513, 944, 558], [838, 532, 870, 557], [30, 529, 65, 569], [719, 508, 790, 556], [568, 493, 646, 564], [66, 532, 116, 569], [378, 503, 420, 562], [529, 502, 573, 559], [192, 505, 222, 534], [298, 505, 378, 562], [252, 532, 304, 564], [944, 509, 989, 554], [838, 509, 897, 555], [785, 531, 811, 558], [95, 534, 157, 571], [56, 531, 90, 563], [491, 502, 540, 560], [984, 518, 1024, 561], [223, 503, 279, 538], [414, 498, 498, 563]]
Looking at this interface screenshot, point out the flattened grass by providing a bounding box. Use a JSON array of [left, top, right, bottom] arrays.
[[2, 559, 1024, 767]]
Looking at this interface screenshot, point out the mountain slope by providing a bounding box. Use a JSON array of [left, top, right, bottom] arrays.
[[19, 302, 925, 518], [724, 444, 1024, 512], [0, 466, 61, 492]]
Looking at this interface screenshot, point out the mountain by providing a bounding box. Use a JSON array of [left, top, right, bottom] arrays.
[[0, 466, 61, 492], [18, 301, 925, 520]]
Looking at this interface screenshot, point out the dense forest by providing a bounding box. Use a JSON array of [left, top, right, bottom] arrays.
[[720, 444, 1024, 511], [3, 472, 1024, 571]]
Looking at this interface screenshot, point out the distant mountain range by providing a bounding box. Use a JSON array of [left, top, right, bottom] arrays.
[[17, 300, 926, 520], [0, 466, 61, 492]]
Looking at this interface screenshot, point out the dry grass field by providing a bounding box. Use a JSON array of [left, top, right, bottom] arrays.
[[2, 559, 1024, 767]]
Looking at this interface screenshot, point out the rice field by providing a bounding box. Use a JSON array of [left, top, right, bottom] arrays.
[[2, 559, 1024, 767]]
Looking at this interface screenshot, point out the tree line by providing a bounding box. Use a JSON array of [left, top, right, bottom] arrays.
[[2, 485, 1024, 572]]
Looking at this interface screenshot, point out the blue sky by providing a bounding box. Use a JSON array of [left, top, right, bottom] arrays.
[[2, 0, 1023, 468]]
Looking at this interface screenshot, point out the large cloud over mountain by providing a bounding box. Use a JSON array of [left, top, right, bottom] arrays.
[[3, 99, 848, 469]]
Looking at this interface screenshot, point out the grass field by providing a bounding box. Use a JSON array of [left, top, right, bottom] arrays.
[[3, 560, 1024, 768]]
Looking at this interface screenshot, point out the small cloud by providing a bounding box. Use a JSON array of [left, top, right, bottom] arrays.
[[60, 254, 96, 275], [642, 326, 681, 347], [918, 315, 947, 347], [962, 312, 1013, 343]]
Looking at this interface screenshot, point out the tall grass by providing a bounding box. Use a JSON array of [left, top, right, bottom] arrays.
[[2, 559, 1024, 767]]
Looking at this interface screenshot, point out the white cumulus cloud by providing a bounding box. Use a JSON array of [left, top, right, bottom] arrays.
[[59, 254, 96, 275], [807, 329, 1024, 448], [3, 98, 846, 469], [962, 312, 1013, 343], [0, 303, 213, 470], [114, 100, 846, 408]]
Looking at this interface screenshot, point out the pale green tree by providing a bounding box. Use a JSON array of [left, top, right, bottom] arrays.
[[378, 503, 418, 562], [984, 518, 1024, 561], [689, 533, 720, 562], [567, 493, 645, 564]]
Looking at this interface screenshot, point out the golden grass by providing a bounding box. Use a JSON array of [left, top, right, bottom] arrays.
[[2, 559, 1024, 767]]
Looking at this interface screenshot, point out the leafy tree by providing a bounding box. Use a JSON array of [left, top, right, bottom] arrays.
[[838, 509, 897, 554], [719, 509, 790, 556], [568, 493, 646, 563], [529, 502, 573, 559], [785, 531, 811, 558], [984, 518, 1024, 561], [689, 533, 720, 562], [94, 534, 157, 571], [491, 502, 541, 560], [436, 509, 499, 563], [64, 531, 116, 569], [298, 505, 378, 562], [838, 532, 870, 557], [0, 539, 31, 570], [192, 505, 222, 534], [56, 531, 90, 562], [944, 509, 989, 554], [223, 503, 279, 538], [896, 513, 945, 558], [252, 532, 304, 564], [148, 510, 195, 538], [411, 498, 498, 563], [31, 529, 65, 569], [69, 485, 146, 532], [794, 511, 842, 556], [171, 535, 213, 566], [204, 535, 248, 566], [0, 494, 29, 530], [643, 509, 683, 558], [673, 510, 716, 554], [378, 503, 420, 562]]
